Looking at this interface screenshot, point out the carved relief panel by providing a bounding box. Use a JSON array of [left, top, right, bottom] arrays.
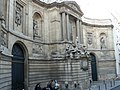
[[87, 32, 93, 48], [14, 1, 26, 34], [15, 2, 22, 26], [33, 43, 43, 54], [14, 2, 23, 30], [87, 32, 93, 45], [32, 43, 44, 58]]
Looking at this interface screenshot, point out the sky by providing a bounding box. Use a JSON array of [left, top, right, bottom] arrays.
[[73, 0, 120, 20]]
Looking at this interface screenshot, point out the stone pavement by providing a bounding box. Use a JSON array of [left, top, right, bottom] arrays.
[[88, 80, 120, 90], [60, 80, 120, 90], [62, 87, 81, 90], [54, 80, 120, 90]]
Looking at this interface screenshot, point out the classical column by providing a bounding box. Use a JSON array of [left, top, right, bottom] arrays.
[[0, 17, 2, 48], [76, 19, 80, 42], [0, 0, 4, 16], [62, 12, 66, 40], [66, 14, 70, 41], [79, 21, 83, 44]]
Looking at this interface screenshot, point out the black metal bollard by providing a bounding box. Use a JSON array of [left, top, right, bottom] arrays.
[[103, 80, 107, 90], [105, 83, 107, 90], [113, 79, 115, 86], [98, 85, 100, 90], [110, 80, 112, 87]]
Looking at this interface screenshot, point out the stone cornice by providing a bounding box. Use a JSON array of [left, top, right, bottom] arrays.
[[32, 0, 83, 16], [82, 21, 113, 28], [60, 3, 83, 16], [8, 29, 73, 45], [87, 49, 114, 51], [82, 17, 113, 28], [63, 1, 84, 16]]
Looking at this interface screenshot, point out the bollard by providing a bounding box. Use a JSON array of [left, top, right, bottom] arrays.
[[103, 80, 105, 84], [98, 85, 100, 90], [113, 79, 115, 86], [103, 80, 107, 90], [104, 83, 107, 90], [110, 80, 112, 87]]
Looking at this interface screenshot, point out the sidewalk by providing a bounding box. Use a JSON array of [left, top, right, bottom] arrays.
[[88, 80, 120, 90]]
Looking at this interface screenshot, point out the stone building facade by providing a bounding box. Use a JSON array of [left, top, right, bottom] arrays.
[[82, 17, 115, 80], [0, 0, 115, 90]]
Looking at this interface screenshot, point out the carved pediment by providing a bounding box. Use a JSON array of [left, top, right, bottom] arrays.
[[64, 1, 83, 14], [68, 3, 79, 11]]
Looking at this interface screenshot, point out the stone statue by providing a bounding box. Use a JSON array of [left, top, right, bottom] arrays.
[[33, 20, 38, 36], [100, 37, 106, 49], [75, 37, 79, 46], [75, 36, 81, 50], [87, 37, 92, 45]]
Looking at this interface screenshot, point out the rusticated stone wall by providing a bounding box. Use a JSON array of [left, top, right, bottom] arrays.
[[28, 59, 90, 90], [0, 53, 12, 90], [0, 0, 116, 90]]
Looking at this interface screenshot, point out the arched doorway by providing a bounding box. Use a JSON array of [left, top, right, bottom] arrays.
[[12, 43, 25, 90], [90, 53, 98, 81]]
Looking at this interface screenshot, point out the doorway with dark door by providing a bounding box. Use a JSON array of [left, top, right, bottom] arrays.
[[12, 43, 25, 90], [90, 53, 98, 81]]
